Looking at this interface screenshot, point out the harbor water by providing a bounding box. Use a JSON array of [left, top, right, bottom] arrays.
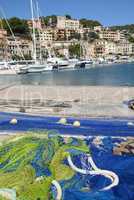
[[0, 63, 134, 86]]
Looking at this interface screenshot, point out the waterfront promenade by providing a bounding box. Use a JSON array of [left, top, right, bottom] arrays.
[[0, 85, 134, 118]]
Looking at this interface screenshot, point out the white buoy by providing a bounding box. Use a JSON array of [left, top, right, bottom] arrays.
[[127, 122, 134, 126], [58, 118, 67, 125], [73, 121, 80, 127], [10, 118, 18, 125]]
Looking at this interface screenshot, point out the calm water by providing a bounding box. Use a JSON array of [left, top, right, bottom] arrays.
[[1, 63, 134, 86]]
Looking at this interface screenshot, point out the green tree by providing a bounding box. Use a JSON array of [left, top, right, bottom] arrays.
[[80, 18, 101, 28], [128, 36, 134, 43], [43, 15, 57, 27], [68, 32, 81, 40], [23, 54, 32, 60], [2, 17, 29, 36], [83, 31, 99, 41], [88, 32, 99, 41], [12, 54, 23, 61], [12, 54, 32, 61], [65, 14, 72, 19], [69, 44, 82, 58], [111, 24, 134, 33]]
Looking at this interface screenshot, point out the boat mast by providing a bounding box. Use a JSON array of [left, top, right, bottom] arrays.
[[80, 41, 83, 59], [36, 1, 42, 62], [30, 0, 37, 62]]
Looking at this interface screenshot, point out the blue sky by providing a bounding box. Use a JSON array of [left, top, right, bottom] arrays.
[[0, 0, 134, 26]]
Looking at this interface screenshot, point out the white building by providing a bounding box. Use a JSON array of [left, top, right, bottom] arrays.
[[116, 40, 133, 55], [7, 37, 32, 59], [105, 41, 117, 55], [92, 40, 117, 57], [98, 28, 125, 42], [93, 40, 107, 56], [39, 28, 54, 41], [56, 16, 80, 30]]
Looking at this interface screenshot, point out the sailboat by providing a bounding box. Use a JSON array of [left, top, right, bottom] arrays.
[[18, 0, 52, 74]]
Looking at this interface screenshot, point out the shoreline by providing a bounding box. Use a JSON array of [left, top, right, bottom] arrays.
[[0, 61, 133, 76]]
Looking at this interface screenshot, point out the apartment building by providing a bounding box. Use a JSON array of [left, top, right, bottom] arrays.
[[39, 28, 54, 41], [105, 41, 117, 55], [92, 40, 117, 57], [54, 29, 66, 41], [56, 16, 80, 30], [116, 40, 133, 55], [99, 28, 125, 42], [7, 37, 32, 59], [93, 40, 107, 57], [92, 38, 134, 57], [37, 28, 77, 42]]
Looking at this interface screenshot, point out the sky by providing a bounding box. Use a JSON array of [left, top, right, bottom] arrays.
[[0, 0, 134, 26]]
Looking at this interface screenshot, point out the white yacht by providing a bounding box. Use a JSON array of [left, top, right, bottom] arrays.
[[18, 62, 53, 74], [0, 61, 9, 69], [75, 59, 93, 68], [47, 57, 77, 70], [27, 64, 53, 73]]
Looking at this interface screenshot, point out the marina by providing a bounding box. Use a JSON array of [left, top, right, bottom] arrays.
[[0, 63, 134, 86]]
